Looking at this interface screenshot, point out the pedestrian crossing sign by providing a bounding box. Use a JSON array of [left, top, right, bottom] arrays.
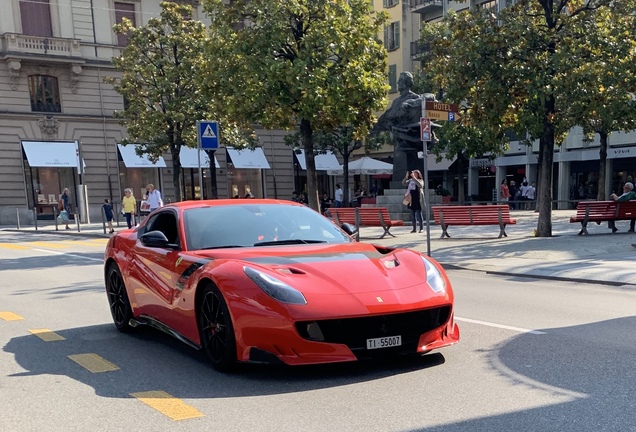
[[197, 120, 219, 150]]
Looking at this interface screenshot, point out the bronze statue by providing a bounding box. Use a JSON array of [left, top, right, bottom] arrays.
[[372, 71, 436, 184]]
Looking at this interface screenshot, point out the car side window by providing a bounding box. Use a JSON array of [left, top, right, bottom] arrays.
[[144, 211, 179, 245]]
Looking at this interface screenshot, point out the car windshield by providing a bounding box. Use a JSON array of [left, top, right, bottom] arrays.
[[183, 204, 353, 251]]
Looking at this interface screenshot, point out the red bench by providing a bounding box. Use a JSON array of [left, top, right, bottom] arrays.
[[570, 200, 636, 235], [327, 207, 404, 240], [432, 205, 517, 239]]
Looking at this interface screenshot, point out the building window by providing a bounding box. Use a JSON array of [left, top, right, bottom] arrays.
[[29, 75, 61, 113], [20, 0, 53, 37], [384, 21, 400, 51], [388, 65, 397, 94], [383, 0, 399, 7], [114, 2, 136, 47]]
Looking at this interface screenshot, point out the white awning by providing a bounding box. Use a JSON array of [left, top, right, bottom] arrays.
[[179, 146, 220, 169], [226, 147, 270, 169], [327, 157, 393, 175], [117, 144, 167, 168], [295, 149, 340, 171], [22, 141, 80, 169]]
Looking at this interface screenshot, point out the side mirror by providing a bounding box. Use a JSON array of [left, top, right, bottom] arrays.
[[340, 223, 357, 237], [139, 230, 179, 249]]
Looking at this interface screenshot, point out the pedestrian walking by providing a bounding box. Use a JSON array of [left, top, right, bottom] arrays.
[[58, 188, 71, 229], [500, 179, 510, 204], [526, 182, 536, 210], [103, 199, 114, 234], [509, 181, 518, 210], [334, 184, 343, 208], [144, 184, 163, 212], [122, 188, 137, 229], [402, 170, 424, 233]]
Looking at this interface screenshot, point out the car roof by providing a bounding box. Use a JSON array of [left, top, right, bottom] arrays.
[[165, 199, 302, 211]]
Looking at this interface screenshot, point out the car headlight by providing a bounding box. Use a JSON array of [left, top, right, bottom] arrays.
[[421, 256, 446, 293], [243, 266, 307, 305]]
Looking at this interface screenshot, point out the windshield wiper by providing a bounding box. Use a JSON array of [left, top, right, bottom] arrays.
[[199, 245, 245, 250], [253, 239, 327, 247]]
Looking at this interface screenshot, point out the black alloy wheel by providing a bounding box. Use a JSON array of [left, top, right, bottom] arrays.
[[106, 263, 134, 332], [198, 284, 237, 372]]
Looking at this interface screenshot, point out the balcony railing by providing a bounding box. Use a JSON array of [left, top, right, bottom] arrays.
[[410, 0, 443, 14], [1, 33, 82, 59], [410, 42, 430, 60]]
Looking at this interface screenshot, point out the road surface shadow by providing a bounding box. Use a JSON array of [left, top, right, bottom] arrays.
[[406, 316, 636, 431], [3, 323, 446, 399]]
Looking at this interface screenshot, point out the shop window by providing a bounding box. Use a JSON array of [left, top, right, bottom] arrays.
[[114, 2, 136, 47], [388, 64, 397, 94], [20, 0, 53, 37], [29, 75, 61, 113], [384, 21, 400, 51]]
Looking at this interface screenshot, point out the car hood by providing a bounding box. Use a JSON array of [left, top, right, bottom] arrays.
[[190, 242, 429, 295]]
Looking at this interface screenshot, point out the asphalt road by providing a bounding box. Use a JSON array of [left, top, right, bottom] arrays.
[[1, 231, 635, 432]]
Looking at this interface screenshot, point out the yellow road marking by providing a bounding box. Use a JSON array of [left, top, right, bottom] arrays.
[[0, 243, 29, 250], [28, 241, 68, 249], [0, 312, 24, 321], [68, 353, 120, 373], [29, 329, 66, 341], [131, 391, 205, 421], [69, 241, 107, 247], [82, 239, 110, 244]]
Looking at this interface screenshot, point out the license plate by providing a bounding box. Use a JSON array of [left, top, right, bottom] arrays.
[[366, 335, 402, 350]]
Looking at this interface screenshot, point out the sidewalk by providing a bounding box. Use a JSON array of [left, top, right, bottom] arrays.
[[2, 209, 635, 286]]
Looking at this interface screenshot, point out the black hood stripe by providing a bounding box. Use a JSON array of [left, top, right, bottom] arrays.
[[244, 251, 383, 265]]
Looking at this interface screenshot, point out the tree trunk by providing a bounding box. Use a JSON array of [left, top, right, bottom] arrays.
[[597, 131, 608, 201], [300, 119, 320, 212], [170, 145, 184, 202], [535, 96, 555, 237], [206, 149, 218, 199], [456, 152, 466, 205]]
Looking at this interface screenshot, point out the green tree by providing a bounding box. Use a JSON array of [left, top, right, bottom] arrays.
[[563, 3, 636, 200], [106, 2, 254, 201], [204, 0, 389, 211], [312, 127, 384, 206], [105, 2, 209, 201], [420, 0, 615, 236], [432, 121, 508, 204]]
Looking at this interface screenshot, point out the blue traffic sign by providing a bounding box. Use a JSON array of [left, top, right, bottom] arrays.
[[197, 120, 219, 150], [448, 112, 456, 122]]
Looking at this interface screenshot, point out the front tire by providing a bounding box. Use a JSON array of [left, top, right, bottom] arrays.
[[106, 263, 134, 333], [197, 283, 237, 372]]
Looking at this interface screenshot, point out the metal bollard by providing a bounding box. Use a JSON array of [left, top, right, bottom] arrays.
[[16, 208, 20, 229], [76, 213, 81, 232], [33, 207, 38, 230], [54, 206, 59, 231]]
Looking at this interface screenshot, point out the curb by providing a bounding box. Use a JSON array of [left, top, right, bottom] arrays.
[[0, 228, 110, 239], [438, 262, 632, 288]]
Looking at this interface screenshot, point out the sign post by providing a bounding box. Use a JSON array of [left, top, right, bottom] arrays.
[[421, 106, 432, 257], [420, 100, 460, 257], [196, 121, 219, 200]]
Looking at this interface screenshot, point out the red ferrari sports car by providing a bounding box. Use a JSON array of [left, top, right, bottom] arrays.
[[104, 199, 459, 371]]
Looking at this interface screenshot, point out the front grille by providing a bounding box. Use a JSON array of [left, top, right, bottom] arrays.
[[296, 306, 451, 355]]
